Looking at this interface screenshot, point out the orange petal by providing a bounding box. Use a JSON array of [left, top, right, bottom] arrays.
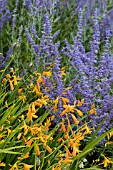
[[46, 145, 52, 153], [75, 108, 83, 117], [71, 114, 79, 125], [36, 144, 40, 156]]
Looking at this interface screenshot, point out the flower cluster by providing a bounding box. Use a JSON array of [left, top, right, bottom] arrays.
[[63, 9, 113, 135], [0, 0, 11, 33]]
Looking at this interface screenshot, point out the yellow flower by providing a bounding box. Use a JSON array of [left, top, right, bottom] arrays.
[[31, 102, 36, 112], [66, 118, 71, 133], [64, 145, 71, 157], [71, 114, 79, 125], [7, 128, 12, 135], [89, 103, 97, 115], [59, 66, 67, 77], [0, 162, 5, 167], [26, 138, 34, 147], [52, 166, 61, 170], [61, 119, 66, 132], [42, 71, 52, 76], [2, 78, 7, 83], [9, 80, 14, 91], [27, 105, 38, 122], [23, 163, 34, 170], [61, 97, 69, 105], [18, 95, 26, 102], [81, 124, 92, 135], [107, 131, 113, 140], [0, 69, 5, 73], [54, 97, 59, 112], [57, 138, 63, 142], [45, 145, 52, 154], [75, 108, 83, 117], [6, 74, 11, 79], [17, 133, 22, 140], [13, 75, 18, 85], [60, 104, 75, 116], [36, 144, 40, 156], [37, 76, 44, 83], [9, 162, 18, 170], [18, 88, 22, 93], [105, 141, 113, 145], [20, 121, 29, 136], [72, 145, 82, 157], [77, 99, 84, 106], [99, 155, 113, 167]]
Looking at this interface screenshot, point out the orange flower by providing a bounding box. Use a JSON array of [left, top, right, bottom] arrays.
[[57, 138, 63, 142], [9, 162, 18, 170], [107, 131, 113, 140], [71, 114, 79, 125], [20, 121, 28, 135], [13, 75, 18, 85], [17, 133, 22, 140], [18, 95, 26, 102], [42, 71, 52, 76], [26, 138, 33, 147], [9, 80, 14, 91], [105, 141, 113, 145], [63, 157, 72, 165], [0, 134, 3, 138], [60, 104, 75, 116], [6, 74, 10, 79], [72, 145, 82, 157], [2, 78, 7, 83], [23, 163, 34, 170], [22, 152, 29, 159], [52, 166, 61, 170], [0, 69, 4, 73], [89, 103, 97, 115], [60, 108, 68, 116], [36, 144, 40, 156], [61, 97, 69, 105], [27, 105, 38, 122], [37, 76, 44, 83], [64, 134, 69, 139], [22, 136, 27, 144], [7, 128, 12, 135], [45, 145, 52, 153], [64, 145, 71, 157], [31, 102, 36, 112], [54, 97, 59, 112], [0, 162, 5, 167], [66, 118, 71, 133], [75, 108, 83, 117], [99, 155, 113, 167], [77, 99, 84, 106], [61, 120, 66, 132], [18, 88, 22, 93], [84, 124, 92, 135]]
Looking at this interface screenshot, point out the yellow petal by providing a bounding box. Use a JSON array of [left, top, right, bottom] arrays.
[[36, 144, 40, 156], [18, 88, 22, 93], [75, 108, 83, 117], [23, 163, 34, 170], [0, 162, 5, 166], [46, 145, 52, 153], [67, 118, 71, 133], [9, 81, 14, 91], [26, 138, 33, 147], [61, 97, 69, 105], [71, 114, 79, 125], [60, 109, 68, 116]]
